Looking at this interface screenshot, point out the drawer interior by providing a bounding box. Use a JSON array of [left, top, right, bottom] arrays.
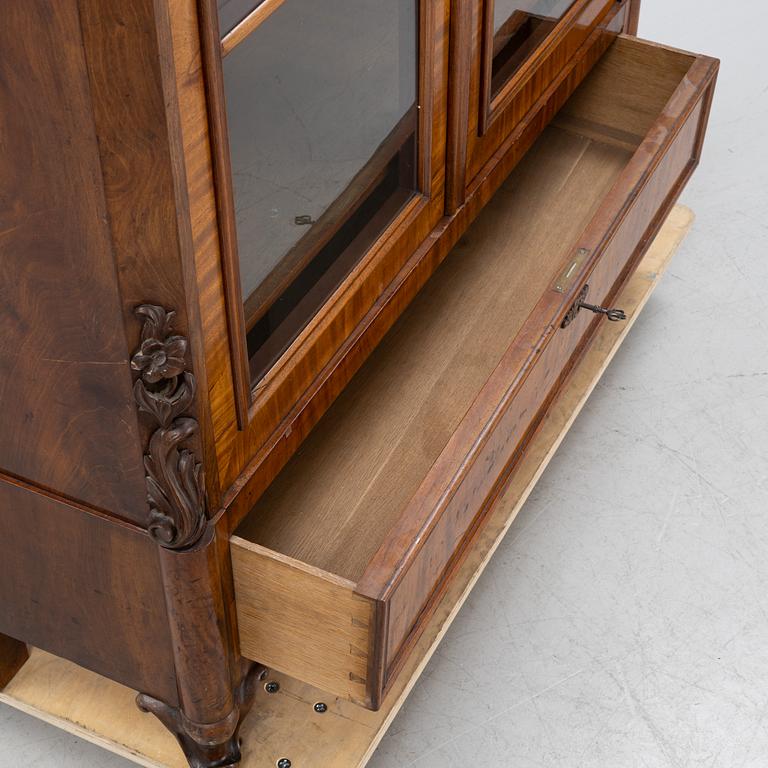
[[236, 129, 620, 578], [230, 36, 709, 708], [234, 38, 695, 583], [235, 129, 621, 577]]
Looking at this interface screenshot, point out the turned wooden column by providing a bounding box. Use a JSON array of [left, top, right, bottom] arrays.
[[129, 305, 264, 767], [137, 526, 265, 767]]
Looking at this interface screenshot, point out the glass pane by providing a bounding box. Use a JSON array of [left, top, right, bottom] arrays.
[[217, 0, 265, 36], [491, 0, 577, 96], [222, 0, 419, 383]]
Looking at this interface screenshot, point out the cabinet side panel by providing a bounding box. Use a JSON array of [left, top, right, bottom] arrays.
[[0, 0, 147, 521], [0, 476, 178, 705]]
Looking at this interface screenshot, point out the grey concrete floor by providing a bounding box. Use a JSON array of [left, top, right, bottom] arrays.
[[2, 1, 766, 765]]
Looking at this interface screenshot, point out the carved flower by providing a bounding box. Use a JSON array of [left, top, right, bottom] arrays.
[[131, 335, 188, 384]]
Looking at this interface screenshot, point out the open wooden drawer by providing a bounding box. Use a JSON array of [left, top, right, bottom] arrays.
[[230, 36, 718, 711]]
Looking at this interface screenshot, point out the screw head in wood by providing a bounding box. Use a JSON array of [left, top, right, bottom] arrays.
[[277, 760, 291, 768], [314, 702, 328, 713], [265, 681, 280, 694]]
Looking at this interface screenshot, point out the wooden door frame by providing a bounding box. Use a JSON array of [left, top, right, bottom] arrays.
[[447, 0, 631, 211], [172, 0, 450, 512]]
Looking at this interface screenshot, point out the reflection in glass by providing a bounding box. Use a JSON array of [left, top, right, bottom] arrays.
[[222, 0, 419, 383], [491, 0, 577, 96]]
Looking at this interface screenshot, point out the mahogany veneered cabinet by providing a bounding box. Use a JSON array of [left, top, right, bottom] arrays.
[[0, 1, 717, 765]]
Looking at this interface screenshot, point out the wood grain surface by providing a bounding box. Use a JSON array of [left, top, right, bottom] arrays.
[[0, 0, 147, 521], [0, 475, 177, 705], [231, 544, 375, 706]]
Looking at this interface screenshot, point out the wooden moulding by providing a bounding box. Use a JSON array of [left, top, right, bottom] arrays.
[[0, 206, 694, 768], [624, 0, 642, 35], [197, 0, 252, 430], [220, 0, 286, 57]]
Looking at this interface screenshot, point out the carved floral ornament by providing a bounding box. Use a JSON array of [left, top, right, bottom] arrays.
[[131, 305, 207, 550]]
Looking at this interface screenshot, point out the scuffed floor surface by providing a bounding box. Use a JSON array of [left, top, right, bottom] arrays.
[[1, 1, 766, 766]]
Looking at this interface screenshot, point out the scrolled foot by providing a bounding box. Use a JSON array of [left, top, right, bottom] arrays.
[[137, 662, 267, 768]]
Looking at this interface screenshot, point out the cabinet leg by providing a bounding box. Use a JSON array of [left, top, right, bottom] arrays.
[[0, 634, 29, 689], [135, 519, 268, 767], [137, 660, 266, 768]]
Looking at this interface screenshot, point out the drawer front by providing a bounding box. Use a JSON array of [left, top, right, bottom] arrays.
[[359, 39, 718, 703]]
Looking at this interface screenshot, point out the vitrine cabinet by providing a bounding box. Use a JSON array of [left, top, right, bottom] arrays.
[[0, 1, 717, 766]]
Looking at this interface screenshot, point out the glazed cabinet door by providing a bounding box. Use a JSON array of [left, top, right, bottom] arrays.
[[447, 0, 637, 210], [194, 0, 449, 502], [483, 0, 586, 133]]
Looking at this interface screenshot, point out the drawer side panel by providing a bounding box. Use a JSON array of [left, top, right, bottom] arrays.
[[232, 540, 375, 706]]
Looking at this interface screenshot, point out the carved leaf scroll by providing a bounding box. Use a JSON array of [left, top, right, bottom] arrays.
[[131, 305, 207, 549]]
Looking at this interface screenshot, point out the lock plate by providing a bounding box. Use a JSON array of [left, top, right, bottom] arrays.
[[561, 284, 590, 328]]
